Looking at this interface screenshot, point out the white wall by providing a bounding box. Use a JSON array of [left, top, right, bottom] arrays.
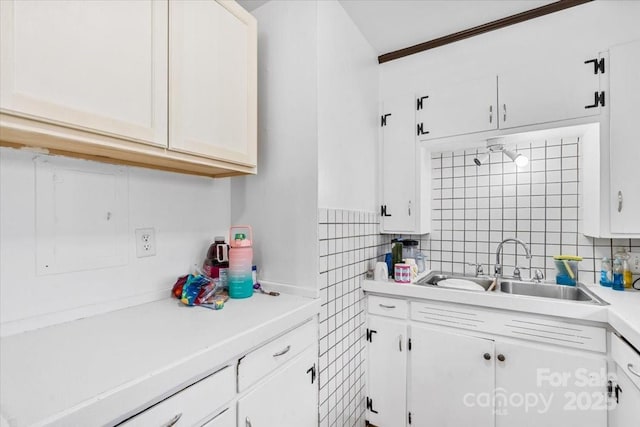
[[0, 147, 230, 334], [231, 0, 319, 292], [317, 0, 379, 212], [380, 1, 640, 98]]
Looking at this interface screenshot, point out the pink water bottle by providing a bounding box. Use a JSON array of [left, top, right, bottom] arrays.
[[228, 225, 254, 299]]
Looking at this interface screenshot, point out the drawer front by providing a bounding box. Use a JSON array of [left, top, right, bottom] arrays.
[[411, 300, 606, 352], [367, 295, 408, 319], [238, 319, 316, 392], [611, 333, 640, 390], [122, 365, 235, 426]]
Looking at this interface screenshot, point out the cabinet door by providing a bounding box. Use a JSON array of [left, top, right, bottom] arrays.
[[409, 326, 495, 427], [366, 315, 407, 427], [169, 0, 257, 167], [380, 95, 416, 233], [0, 0, 167, 146], [495, 340, 607, 427], [611, 368, 640, 427], [415, 75, 498, 141], [498, 49, 601, 130], [237, 346, 317, 427], [202, 406, 235, 427], [609, 39, 640, 234]]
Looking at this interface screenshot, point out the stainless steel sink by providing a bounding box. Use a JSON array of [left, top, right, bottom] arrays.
[[416, 271, 495, 290], [499, 280, 606, 305], [416, 271, 607, 305]]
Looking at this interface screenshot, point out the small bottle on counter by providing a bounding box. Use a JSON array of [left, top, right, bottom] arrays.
[[623, 258, 633, 289], [600, 257, 612, 287], [612, 258, 624, 291]]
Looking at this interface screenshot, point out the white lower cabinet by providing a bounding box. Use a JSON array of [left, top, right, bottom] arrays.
[[609, 333, 640, 427], [121, 365, 236, 426], [237, 345, 318, 427], [202, 407, 236, 427], [119, 319, 318, 427], [366, 295, 609, 427], [408, 326, 494, 427], [366, 315, 408, 427]]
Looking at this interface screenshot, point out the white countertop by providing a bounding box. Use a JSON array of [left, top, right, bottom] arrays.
[[363, 274, 640, 349], [0, 293, 320, 427]]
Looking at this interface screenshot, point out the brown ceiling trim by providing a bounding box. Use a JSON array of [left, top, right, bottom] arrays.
[[378, 0, 593, 64]]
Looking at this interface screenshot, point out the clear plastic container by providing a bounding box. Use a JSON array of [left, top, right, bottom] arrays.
[[600, 257, 612, 287], [612, 258, 624, 291]]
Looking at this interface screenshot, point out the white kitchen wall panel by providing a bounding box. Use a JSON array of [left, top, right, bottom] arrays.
[[317, 208, 391, 427], [34, 156, 128, 275], [0, 0, 168, 146], [0, 147, 230, 334]]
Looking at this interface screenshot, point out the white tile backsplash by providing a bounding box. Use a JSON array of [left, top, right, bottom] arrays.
[[402, 137, 640, 283], [317, 209, 390, 427]]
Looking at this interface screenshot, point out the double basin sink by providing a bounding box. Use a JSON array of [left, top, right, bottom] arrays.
[[417, 271, 607, 305]]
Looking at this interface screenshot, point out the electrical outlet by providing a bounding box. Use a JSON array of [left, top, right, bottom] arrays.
[[628, 252, 640, 274], [135, 228, 156, 258]]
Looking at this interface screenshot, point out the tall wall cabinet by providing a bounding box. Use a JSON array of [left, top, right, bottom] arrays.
[[0, 0, 257, 178]]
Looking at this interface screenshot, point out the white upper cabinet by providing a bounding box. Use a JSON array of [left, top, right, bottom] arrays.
[[416, 75, 498, 140], [608, 39, 640, 234], [169, 0, 257, 167], [0, 0, 168, 147], [380, 95, 431, 235], [499, 48, 602, 130], [415, 49, 603, 143]]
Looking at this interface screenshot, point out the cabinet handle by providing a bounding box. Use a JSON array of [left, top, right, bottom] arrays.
[[503, 104, 507, 122], [273, 345, 291, 357], [408, 200, 412, 216], [246, 417, 252, 427], [483, 353, 491, 361], [161, 413, 182, 427], [628, 363, 640, 378], [497, 354, 506, 362], [618, 191, 623, 212], [489, 105, 493, 123], [399, 335, 403, 352], [379, 304, 396, 309]]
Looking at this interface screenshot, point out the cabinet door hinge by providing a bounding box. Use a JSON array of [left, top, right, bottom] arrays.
[[607, 379, 622, 403], [306, 364, 316, 384], [408, 338, 412, 351], [380, 205, 392, 217], [585, 57, 605, 74], [416, 96, 429, 110], [585, 91, 605, 109], [416, 122, 429, 136], [366, 397, 378, 414], [408, 411, 412, 424], [366, 328, 377, 342], [381, 113, 391, 127]]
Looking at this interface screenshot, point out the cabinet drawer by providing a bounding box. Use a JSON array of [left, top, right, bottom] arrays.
[[238, 320, 316, 392], [368, 295, 408, 319], [611, 333, 640, 390], [121, 365, 235, 426]]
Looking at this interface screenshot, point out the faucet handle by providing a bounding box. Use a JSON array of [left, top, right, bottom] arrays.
[[513, 266, 528, 280], [466, 262, 484, 276], [532, 269, 544, 283]]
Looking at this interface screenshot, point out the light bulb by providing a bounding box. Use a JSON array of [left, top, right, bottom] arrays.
[[503, 149, 529, 168], [514, 154, 529, 168]]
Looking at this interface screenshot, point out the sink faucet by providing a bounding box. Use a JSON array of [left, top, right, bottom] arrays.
[[495, 238, 532, 278]]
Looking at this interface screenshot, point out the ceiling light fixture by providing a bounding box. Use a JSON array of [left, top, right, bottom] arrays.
[[473, 142, 529, 168]]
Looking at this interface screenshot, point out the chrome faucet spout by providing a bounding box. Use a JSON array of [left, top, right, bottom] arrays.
[[495, 238, 532, 277]]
